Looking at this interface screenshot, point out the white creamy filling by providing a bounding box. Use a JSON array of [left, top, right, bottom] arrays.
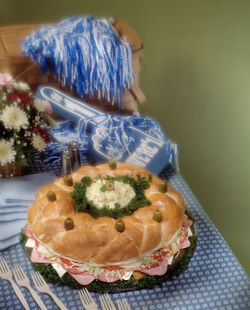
[[86, 179, 135, 209]]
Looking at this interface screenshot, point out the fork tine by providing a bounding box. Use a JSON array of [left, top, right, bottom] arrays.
[[78, 290, 85, 305], [13, 265, 19, 281], [33, 272, 42, 286], [86, 289, 92, 304], [123, 298, 131, 310], [0, 259, 3, 273], [79, 289, 88, 305], [117, 298, 130, 310], [31, 272, 35, 282], [1, 258, 9, 273], [31, 272, 39, 289], [0, 263, 5, 274], [16, 266, 24, 283], [106, 294, 114, 309], [117, 299, 123, 310], [100, 296, 106, 310], [85, 288, 95, 303], [79, 288, 98, 309], [14, 265, 20, 279], [17, 265, 24, 281], [36, 273, 43, 286], [36, 272, 47, 285], [82, 289, 89, 304], [1, 258, 6, 271], [103, 294, 113, 310], [18, 265, 25, 278], [121, 299, 126, 310], [33, 273, 41, 285]]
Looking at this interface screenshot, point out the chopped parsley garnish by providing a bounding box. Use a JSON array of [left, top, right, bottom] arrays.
[[71, 175, 151, 219], [80, 176, 92, 186], [148, 174, 152, 182], [100, 184, 107, 192]]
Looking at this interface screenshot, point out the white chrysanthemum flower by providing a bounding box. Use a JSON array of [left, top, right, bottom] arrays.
[[33, 99, 45, 112], [0, 139, 16, 166], [13, 81, 30, 91], [32, 134, 46, 151], [0, 105, 29, 130]]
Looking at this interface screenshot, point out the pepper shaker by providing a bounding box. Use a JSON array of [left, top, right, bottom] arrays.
[[69, 141, 80, 171], [61, 148, 72, 176]]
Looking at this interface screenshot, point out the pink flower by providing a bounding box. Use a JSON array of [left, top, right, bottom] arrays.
[[0, 73, 14, 86], [42, 100, 53, 114]]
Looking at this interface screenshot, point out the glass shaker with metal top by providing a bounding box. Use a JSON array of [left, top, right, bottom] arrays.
[[69, 141, 80, 171], [61, 148, 72, 176]]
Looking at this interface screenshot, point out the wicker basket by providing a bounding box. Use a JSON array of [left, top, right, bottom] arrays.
[[0, 163, 25, 178], [0, 20, 145, 113]]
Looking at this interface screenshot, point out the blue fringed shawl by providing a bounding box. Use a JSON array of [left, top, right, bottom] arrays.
[[22, 16, 134, 108]]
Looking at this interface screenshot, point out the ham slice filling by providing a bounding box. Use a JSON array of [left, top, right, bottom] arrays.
[[24, 216, 193, 285]]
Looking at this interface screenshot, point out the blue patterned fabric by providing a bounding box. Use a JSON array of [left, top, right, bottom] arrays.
[[0, 167, 249, 310], [35, 85, 180, 175], [22, 16, 133, 108]]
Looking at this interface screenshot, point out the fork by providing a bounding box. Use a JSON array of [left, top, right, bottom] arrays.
[[31, 271, 68, 310], [99, 294, 116, 310], [78, 288, 98, 310], [117, 298, 131, 310], [0, 258, 30, 310], [13, 265, 47, 310]]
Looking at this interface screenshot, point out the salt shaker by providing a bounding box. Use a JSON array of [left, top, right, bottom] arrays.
[[69, 141, 80, 171], [61, 148, 72, 176]]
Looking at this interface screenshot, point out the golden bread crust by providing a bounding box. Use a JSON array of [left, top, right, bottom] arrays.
[[28, 162, 185, 265]]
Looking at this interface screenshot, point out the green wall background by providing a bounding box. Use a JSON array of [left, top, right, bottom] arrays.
[[1, 0, 249, 275]]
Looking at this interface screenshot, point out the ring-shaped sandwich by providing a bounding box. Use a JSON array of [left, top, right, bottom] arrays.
[[23, 162, 197, 292]]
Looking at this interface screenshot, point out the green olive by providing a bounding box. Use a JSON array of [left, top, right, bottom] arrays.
[[106, 182, 114, 191], [47, 191, 56, 202], [63, 175, 73, 186], [108, 160, 117, 170], [153, 210, 163, 223], [115, 219, 125, 232], [64, 217, 74, 230], [158, 180, 168, 193]]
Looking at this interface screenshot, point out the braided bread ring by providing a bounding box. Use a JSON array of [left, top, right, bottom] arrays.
[[28, 162, 185, 265]]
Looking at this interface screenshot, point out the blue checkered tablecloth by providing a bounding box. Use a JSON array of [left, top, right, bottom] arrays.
[[0, 168, 249, 310]]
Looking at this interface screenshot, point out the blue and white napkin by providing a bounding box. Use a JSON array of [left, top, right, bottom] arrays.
[[0, 220, 27, 251], [0, 172, 56, 203], [0, 220, 26, 241], [0, 195, 28, 212], [0, 235, 21, 251], [0, 206, 28, 213], [0, 172, 56, 251]]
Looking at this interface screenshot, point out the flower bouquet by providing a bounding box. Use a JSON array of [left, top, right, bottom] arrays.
[[0, 73, 55, 178]]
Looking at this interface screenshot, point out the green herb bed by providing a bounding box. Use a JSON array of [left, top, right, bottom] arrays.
[[71, 175, 151, 219], [20, 210, 198, 293]]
